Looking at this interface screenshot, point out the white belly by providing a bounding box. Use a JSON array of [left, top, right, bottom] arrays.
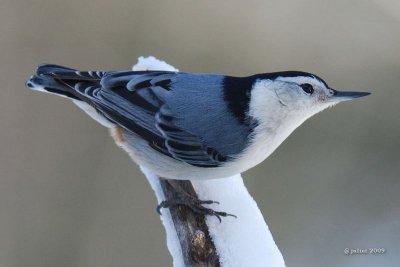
[[113, 122, 296, 180]]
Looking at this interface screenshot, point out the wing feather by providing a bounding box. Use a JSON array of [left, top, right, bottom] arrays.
[[72, 71, 229, 167]]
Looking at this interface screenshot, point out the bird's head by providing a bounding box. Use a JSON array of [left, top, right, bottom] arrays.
[[248, 72, 370, 128]]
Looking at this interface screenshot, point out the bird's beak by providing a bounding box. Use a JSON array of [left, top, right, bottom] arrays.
[[331, 89, 371, 102]]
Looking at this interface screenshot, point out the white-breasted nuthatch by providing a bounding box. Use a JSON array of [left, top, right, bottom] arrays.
[[26, 65, 370, 180]]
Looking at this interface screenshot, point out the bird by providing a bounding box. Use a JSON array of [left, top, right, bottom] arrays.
[[26, 64, 370, 218]]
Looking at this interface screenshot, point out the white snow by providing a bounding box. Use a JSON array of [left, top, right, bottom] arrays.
[[193, 177, 285, 267], [140, 167, 185, 267], [132, 56, 179, 72], [134, 56, 285, 267]]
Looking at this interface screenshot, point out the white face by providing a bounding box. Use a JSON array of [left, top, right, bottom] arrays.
[[272, 76, 338, 114], [249, 74, 369, 129], [249, 75, 339, 125]]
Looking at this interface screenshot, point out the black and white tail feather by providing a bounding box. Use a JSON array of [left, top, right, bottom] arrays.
[[27, 65, 103, 99], [26, 64, 116, 127]]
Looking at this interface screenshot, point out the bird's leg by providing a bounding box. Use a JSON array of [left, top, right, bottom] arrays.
[[157, 179, 236, 222]]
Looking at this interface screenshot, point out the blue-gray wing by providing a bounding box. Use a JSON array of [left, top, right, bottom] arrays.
[[73, 71, 231, 167]]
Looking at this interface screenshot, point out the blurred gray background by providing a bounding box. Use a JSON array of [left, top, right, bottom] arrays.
[[1, 0, 399, 266]]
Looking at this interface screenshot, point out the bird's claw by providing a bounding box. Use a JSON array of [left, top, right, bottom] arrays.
[[157, 197, 235, 222]]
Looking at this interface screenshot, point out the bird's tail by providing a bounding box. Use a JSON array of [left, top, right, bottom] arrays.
[[26, 64, 104, 100]]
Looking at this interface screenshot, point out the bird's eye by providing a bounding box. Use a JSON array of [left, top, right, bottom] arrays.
[[300, 83, 314, 95]]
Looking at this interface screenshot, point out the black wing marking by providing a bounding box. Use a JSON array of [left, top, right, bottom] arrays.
[[68, 70, 229, 167], [151, 105, 228, 167]]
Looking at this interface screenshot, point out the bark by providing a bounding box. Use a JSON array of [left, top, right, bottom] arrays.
[[159, 178, 221, 267]]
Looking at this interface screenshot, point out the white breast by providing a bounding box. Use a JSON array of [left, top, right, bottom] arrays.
[[227, 80, 311, 172]]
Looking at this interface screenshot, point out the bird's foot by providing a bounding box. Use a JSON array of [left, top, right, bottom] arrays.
[[157, 195, 236, 223]]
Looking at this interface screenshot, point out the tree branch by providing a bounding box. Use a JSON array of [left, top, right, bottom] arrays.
[[159, 178, 220, 267]]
